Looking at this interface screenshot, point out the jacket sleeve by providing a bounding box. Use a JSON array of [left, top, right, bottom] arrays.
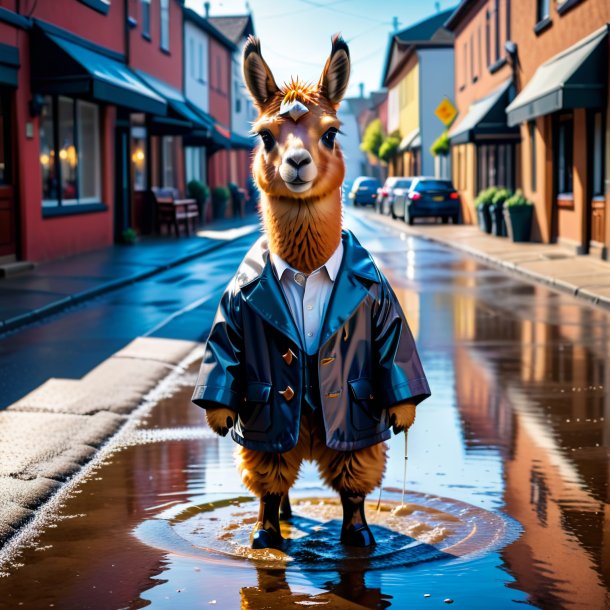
[[373, 276, 431, 407], [192, 278, 244, 411]]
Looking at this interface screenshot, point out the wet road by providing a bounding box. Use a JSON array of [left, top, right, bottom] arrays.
[[1, 209, 610, 609]]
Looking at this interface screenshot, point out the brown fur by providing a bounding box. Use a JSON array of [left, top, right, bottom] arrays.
[[236, 413, 387, 497]]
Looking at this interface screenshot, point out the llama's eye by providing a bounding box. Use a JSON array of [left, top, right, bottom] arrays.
[[321, 128, 338, 149], [258, 130, 275, 152]]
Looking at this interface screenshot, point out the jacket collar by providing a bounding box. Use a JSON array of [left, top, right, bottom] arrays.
[[237, 230, 380, 348]]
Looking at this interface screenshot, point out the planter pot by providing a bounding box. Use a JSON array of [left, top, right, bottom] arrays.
[[503, 206, 533, 242], [490, 203, 507, 237], [477, 203, 492, 234]]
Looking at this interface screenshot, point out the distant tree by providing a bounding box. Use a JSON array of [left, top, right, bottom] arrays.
[[379, 132, 401, 163], [430, 130, 450, 157], [360, 119, 385, 159]]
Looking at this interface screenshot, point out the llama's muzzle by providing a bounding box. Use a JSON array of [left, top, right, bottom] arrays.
[[279, 148, 318, 193]]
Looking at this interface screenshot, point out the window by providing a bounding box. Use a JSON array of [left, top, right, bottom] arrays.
[[506, 0, 511, 41], [141, 0, 151, 39], [485, 9, 491, 66], [477, 143, 516, 192], [189, 38, 195, 78], [216, 56, 222, 92], [185, 146, 207, 184], [161, 136, 175, 187], [557, 115, 573, 195], [494, 0, 500, 62], [198, 43, 204, 82], [160, 0, 169, 52], [462, 42, 467, 88], [592, 111, 604, 197], [40, 95, 101, 207], [537, 0, 550, 22], [131, 127, 147, 192], [235, 81, 241, 113], [529, 121, 537, 192], [470, 33, 475, 82]]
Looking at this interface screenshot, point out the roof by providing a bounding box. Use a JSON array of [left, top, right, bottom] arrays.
[[368, 90, 387, 110], [341, 97, 370, 118], [382, 8, 456, 87], [183, 8, 238, 52], [208, 15, 254, 44], [444, 0, 475, 32]]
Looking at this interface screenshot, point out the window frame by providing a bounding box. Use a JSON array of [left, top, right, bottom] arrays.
[[556, 114, 574, 196], [141, 0, 151, 40], [160, 0, 170, 53], [40, 94, 104, 215]]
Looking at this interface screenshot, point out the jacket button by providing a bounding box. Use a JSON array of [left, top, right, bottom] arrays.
[[282, 349, 296, 366], [279, 386, 295, 401]]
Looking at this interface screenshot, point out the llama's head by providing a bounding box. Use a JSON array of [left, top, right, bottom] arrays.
[[243, 35, 350, 201]]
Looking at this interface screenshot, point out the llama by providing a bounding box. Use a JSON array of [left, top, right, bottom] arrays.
[[193, 35, 430, 550]]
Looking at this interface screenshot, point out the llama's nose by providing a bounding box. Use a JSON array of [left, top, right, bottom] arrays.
[[284, 149, 312, 169]]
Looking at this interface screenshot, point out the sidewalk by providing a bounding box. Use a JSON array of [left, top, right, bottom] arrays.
[[0, 216, 260, 334], [365, 210, 610, 309]]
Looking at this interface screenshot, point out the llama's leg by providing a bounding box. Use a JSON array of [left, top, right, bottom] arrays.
[[235, 433, 306, 549], [314, 440, 388, 547]]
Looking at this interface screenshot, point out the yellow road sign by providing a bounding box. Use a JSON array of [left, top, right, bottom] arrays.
[[435, 98, 458, 126]]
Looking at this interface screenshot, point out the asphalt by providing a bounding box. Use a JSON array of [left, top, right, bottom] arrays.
[[364, 209, 610, 309], [0, 215, 260, 334]]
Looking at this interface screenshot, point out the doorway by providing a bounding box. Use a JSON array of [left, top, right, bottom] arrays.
[[0, 89, 17, 260]]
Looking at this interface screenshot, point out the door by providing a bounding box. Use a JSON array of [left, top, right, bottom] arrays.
[[0, 89, 17, 260], [589, 110, 605, 251]]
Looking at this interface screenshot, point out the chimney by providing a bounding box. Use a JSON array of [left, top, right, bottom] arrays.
[[204, 2, 210, 17], [358, 82, 364, 98]]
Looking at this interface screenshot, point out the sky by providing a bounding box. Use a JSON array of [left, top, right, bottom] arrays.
[[185, 0, 458, 98]]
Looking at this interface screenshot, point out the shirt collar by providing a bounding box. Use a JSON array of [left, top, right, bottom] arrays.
[[270, 241, 344, 282]]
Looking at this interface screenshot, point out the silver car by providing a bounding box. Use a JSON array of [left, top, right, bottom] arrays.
[[376, 177, 415, 217]]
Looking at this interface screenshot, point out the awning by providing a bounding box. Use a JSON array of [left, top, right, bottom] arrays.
[[506, 25, 608, 127], [135, 70, 213, 135], [0, 44, 19, 87], [230, 132, 256, 149], [398, 128, 420, 152], [30, 28, 166, 115], [449, 78, 519, 144]]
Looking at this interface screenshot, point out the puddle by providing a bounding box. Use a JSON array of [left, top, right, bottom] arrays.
[[135, 492, 519, 571]]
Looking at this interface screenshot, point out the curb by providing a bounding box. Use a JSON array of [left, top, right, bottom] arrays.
[[362, 210, 610, 312], [0, 226, 259, 335]]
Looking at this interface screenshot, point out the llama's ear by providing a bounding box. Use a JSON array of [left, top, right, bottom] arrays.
[[319, 34, 350, 107], [243, 36, 279, 109]]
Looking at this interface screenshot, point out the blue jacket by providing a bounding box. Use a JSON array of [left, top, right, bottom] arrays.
[[192, 229, 430, 452]]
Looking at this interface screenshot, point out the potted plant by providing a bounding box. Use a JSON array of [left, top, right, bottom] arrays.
[[490, 188, 511, 237], [211, 186, 231, 219], [474, 187, 496, 234], [187, 180, 210, 226], [503, 190, 534, 242], [121, 227, 138, 245]]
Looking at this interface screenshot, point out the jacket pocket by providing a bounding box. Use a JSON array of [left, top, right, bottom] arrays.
[[348, 377, 381, 432], [240, 381, 273, 434]]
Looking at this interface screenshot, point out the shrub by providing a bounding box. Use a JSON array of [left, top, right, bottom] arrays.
[[430, 130, 450, 156], [187, 179, 209, 204], [474, 187, 498, 208], [505, 190, 533, 208], [212, 186, 231, 218], [491, 188, 511, 207], [360, 119, 385, 159]]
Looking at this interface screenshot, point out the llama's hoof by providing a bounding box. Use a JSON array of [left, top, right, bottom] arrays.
[[250, 521, 283, 549], [340, 524, 376, 547]]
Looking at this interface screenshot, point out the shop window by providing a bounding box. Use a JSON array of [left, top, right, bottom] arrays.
[[141, 0, 151, 39], [185, 146, 207, 184], [557, 116, 573, 195], [161, 136, 176, 188], [477, 143, 516, 192], [529, 121, 537, 192], [160, 0, 170, 52], [40, 95, 101, 208], [131, 127, 147, 192], [592, 111, 604, 197]]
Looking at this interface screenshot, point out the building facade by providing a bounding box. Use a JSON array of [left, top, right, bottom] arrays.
[[382, 10, 455, 179]]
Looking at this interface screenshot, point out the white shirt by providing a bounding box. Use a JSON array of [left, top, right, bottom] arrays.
[[270, 242, 344, 354]]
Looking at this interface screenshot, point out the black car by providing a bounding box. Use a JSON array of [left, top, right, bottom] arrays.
[[394, 178, 460, 225], [348, 176, 381, 207]]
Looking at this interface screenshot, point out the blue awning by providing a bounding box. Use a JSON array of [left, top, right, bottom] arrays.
[[31, 28, 166, 115]]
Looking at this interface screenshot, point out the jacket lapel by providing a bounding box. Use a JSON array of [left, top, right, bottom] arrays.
[[239, 243, 303, 348], [318, 230, 380, 347]]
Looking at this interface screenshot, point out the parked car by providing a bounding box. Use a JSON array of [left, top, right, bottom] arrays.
[[394, 177, 460, 225], [376, 177, 414, 216], [348, 176, 381, 207]]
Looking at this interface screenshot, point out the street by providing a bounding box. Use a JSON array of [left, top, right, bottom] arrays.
[[1, 207, 608, 609]]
